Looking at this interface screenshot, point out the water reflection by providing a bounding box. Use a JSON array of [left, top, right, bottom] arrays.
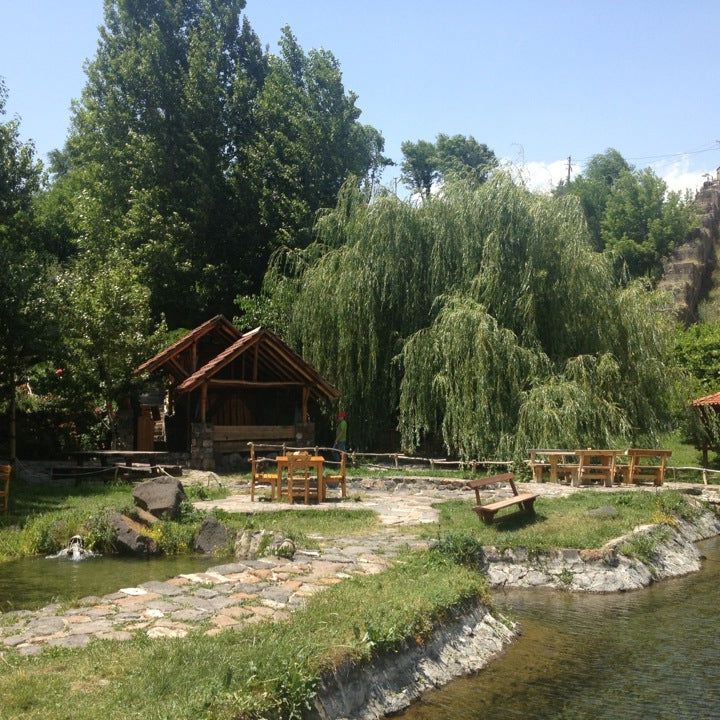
[[0, 555, 217, 612], [397, 538, 720, 720]]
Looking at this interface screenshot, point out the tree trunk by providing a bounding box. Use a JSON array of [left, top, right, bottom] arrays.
[[9, 376, 17, 465]]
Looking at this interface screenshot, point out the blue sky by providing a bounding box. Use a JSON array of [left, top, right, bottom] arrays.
[[2, 0, 719, 192]]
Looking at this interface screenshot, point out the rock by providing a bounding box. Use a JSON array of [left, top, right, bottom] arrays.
[[135, 507, 159, 526], [235, 529, 278, 560], [110, 513, 159, 556], [588, 506, 619, 518], [133, 477, 186, 519], [194, 516, 230, 554]]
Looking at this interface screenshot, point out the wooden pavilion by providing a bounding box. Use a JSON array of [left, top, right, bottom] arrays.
[[135, 316, 339, 465], [691, 391, 720, 465]]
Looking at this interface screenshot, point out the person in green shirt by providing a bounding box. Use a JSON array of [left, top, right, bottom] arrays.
[[333, 411, 348, 460]]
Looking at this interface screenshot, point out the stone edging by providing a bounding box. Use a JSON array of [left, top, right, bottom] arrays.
[[311, 600, 515, 720], [481, 508, 720, 592]]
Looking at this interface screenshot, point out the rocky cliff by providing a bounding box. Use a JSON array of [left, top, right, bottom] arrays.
[[658, 179, 720, 324]]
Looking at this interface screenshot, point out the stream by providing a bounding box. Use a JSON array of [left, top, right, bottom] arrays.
[[397, 537, 720, 720], [0, 554, 216, 612]]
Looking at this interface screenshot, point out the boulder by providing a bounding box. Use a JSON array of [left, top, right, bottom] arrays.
[[194, 516, 230, 554], [109, 513, 158, 556], [235, 529, 295, 560], [133, 477, 186, 519]]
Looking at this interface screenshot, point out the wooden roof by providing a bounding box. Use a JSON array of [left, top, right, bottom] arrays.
[[691, 391, 720, 407], [176, 327, 339, 401], [135, 315, 241, 378]]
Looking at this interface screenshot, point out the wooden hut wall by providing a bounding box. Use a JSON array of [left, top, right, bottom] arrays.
[[206, 388, 298, 426]]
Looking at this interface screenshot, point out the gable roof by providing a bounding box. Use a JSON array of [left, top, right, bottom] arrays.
[[176, 327, 339, 401], [692, 391, 720, 407], [135, 315, 242, 378]]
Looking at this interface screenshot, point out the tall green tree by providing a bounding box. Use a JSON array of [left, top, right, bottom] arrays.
[[45, 3, 386, 327], [0, 80, 59, 460], [400, 134, 497, 197], [55, 251, 166, 446], [555, 148, 631, 250], [273, 175, 675, 453], [601, 168, 696, 280]]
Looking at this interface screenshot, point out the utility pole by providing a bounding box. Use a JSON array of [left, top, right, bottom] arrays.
[[566, 156, 572, 184]]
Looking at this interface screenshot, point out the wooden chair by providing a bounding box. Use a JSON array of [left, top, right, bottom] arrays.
[[624, 449, 672, 486], [285, 452, 319, 504], [249, 444, 278, 501], [0, 464, 11, 513], [323, 451, 347, 499], [469, 473, 538, 524]]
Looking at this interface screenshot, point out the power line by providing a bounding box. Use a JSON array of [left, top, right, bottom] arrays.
[[575, 140, 720, 166]]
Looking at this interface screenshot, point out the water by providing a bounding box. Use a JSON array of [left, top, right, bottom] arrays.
[[0, 554, 217, 612], [398, 537, 720, 720]]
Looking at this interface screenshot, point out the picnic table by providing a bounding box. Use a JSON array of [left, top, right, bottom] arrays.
[[528, 449, 578, 483], [571, 449, 623, 487]]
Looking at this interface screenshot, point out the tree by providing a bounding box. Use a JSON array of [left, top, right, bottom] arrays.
[[601, 169, 696, 280], [400, 134, 497, 197], [0, 80, 59, 461], [555, 148, 631, 250], [55, 251, 166, 446], [434, 133, 497, 184], [400, 140, 439, 198], [46, 5, 386, 326], [273, 175, 675, 453]]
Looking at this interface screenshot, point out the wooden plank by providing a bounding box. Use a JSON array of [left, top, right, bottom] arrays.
[[213, 425, 297, 441], [208, 380, 304, 389], [200, 382, 208, 423]]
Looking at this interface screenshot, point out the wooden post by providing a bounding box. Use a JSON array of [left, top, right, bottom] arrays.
[[200, 382, 208, 423], [253, 345, 258, 381], [9, 375, 17, 465], [191, 341, 198, 372], [302, 387, 309, 423]]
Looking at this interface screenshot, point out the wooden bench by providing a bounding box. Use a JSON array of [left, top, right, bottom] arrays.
[[469, 473, 538, 524], [623, 449, 672, 486]]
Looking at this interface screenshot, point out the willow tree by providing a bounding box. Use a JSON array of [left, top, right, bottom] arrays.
[[273, 174, 676, 453]]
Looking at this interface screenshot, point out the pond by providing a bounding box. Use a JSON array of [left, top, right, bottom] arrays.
[[0, 554, 217, 612], [397, 537, 720, 720]]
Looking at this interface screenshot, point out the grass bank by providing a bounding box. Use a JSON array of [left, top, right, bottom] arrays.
[[417, 490, 700, 551], [0, 551, 486, 720], [0, 480, 379, 563]]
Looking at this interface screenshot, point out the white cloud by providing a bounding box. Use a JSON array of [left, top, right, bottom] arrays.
[[652, 156, 715, 194], [504, 155, 717, 196], [503, 159, 584, 194]]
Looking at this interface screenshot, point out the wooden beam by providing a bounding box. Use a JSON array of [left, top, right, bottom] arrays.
[[302, 386, 310, 423], [208, 380, 304, 389], [253, 344, 258, 381], [191, 341, 198, 372], [200, 382, 208, 423]]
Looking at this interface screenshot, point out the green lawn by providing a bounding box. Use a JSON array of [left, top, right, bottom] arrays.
[[0, 551, 485, 720], [414, 490, 698, 551]]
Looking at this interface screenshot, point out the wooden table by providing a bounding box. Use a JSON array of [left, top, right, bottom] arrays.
[[276, 455, 325, 503], [572, 449, 623, 487], [70, 450, 169, 467], [528, 449, 578, 483]]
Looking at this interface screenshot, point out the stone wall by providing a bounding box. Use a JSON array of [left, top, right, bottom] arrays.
[[190, 423, 215, 470], [659, 180, 720, 324]]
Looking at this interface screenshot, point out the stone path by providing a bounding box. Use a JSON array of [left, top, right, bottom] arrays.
[[4, 478, 720, 657]]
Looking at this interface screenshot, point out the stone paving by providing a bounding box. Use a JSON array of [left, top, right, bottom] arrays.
[[4, 477, 720, 657]]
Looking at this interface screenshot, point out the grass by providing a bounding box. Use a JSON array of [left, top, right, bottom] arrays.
[[218, 508, 380, 547], [0, 478, 381, 563], [0, 550, 486, 720], [414, 490, 699, 551]]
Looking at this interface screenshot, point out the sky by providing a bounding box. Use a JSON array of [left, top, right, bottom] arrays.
[[1, 0, 719, 193]]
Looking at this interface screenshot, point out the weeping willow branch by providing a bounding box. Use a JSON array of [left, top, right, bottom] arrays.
[[270, 172, 676, 453]]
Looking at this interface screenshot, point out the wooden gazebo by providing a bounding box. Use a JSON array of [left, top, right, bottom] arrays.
[[135, 316, 339, 466], [691, 391, 720, 465]]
